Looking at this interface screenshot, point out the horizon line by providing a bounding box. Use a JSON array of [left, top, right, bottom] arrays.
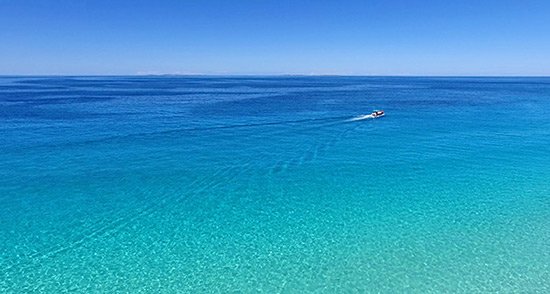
[[1, 74, 550, 78]]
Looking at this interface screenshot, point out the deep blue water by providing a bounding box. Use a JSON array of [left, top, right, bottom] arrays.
[[1, 76, 550, 292]]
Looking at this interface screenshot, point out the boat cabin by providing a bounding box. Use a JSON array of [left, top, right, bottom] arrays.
[[372, 110, 384, 116]]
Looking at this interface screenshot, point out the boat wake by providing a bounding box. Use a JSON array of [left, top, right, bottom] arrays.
[[349, 110, 385, 121], [348, 114, 374, 121]]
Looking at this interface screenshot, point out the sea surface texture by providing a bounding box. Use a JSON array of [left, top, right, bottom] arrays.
[[1, 76, 549, 292]]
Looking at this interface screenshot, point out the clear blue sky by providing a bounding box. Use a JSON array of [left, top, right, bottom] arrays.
[[1, 0, 549, 75]]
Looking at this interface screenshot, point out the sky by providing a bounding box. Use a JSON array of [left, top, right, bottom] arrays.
[[1, 0, 549, 76]]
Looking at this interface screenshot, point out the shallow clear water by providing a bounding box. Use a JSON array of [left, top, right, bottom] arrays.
[[1, 76, 550, 292]]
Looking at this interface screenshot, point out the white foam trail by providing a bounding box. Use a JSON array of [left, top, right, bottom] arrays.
[[348, 114, 374, 121]]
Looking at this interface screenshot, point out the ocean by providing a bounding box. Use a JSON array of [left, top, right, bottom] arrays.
[[1, 76, 549, 292]]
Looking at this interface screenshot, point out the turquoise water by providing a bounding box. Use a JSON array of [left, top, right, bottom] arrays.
[[1, 76, 550, 292]]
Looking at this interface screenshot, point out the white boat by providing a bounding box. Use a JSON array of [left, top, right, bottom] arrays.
[[371, 110, 385, 118], [350, 110, 385, 121]]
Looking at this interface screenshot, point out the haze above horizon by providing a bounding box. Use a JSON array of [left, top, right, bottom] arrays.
[[1, 0, 549, 76]]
